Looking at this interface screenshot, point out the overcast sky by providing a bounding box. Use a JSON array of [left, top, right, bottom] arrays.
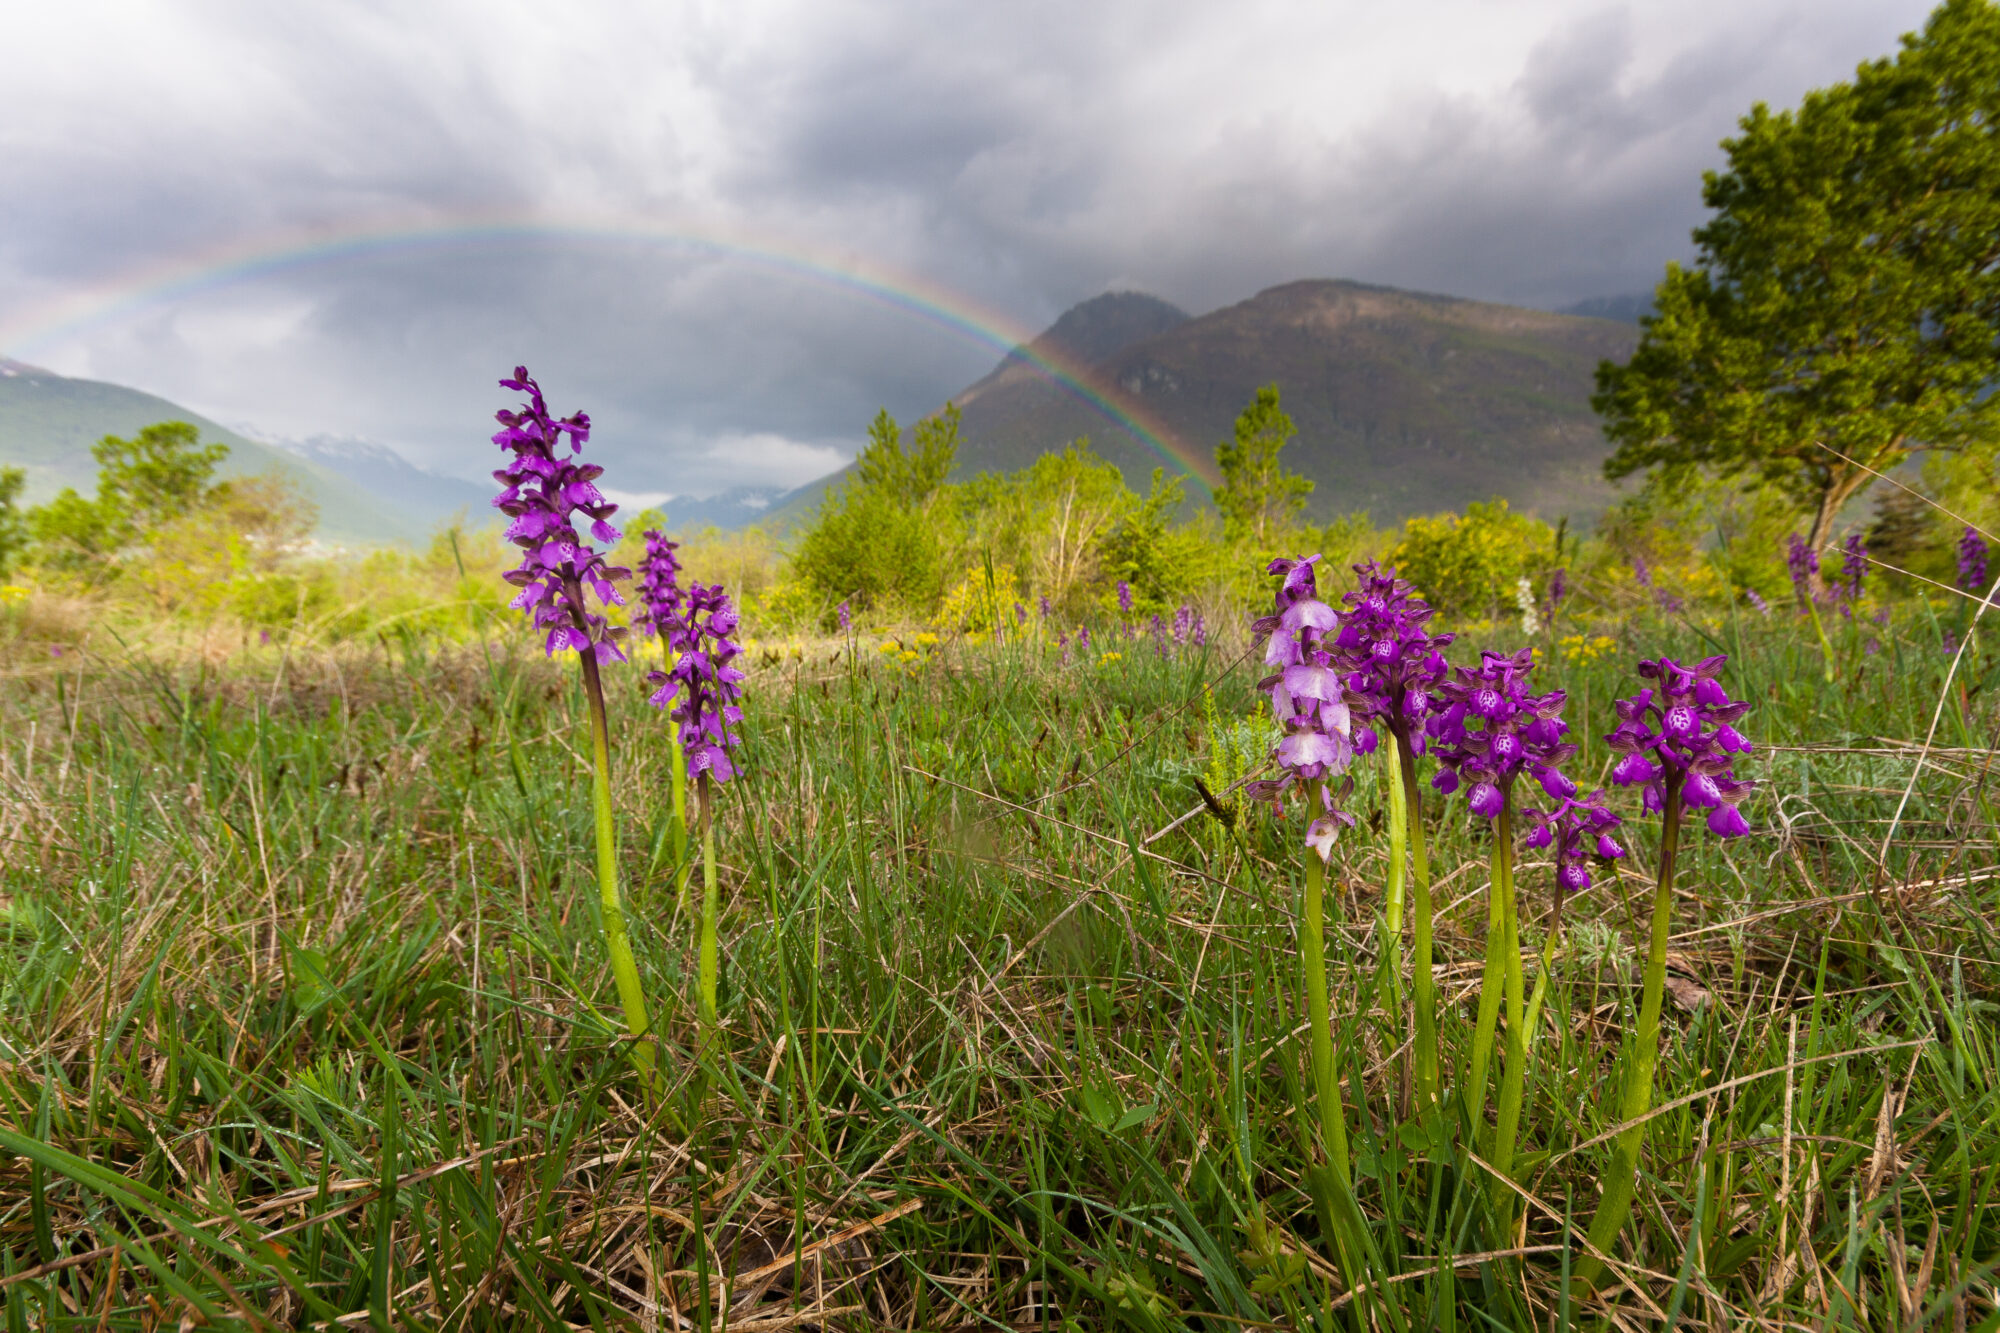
[[0, 0, 1938, 499]]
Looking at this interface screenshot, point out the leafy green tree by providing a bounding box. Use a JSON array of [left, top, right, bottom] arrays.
[[855, 404, 959, 507], [1098, 468, 1215, 614], [1214, 383, 1313, 548], [0, 467, 26, 580], [30, 421, 231, 570], [1595, 0, 2000, 596], [794, 405, 961, 613]]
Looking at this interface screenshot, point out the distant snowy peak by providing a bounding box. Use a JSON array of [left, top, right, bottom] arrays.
[[644, 485, 791, 531], [266, 433, 493, 520]]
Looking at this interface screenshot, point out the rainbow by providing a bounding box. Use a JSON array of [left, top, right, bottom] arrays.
[[0, 216, 1218, 487]]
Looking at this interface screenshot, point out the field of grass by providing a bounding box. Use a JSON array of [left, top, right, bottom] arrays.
[[1, 594, 1997, 1330]]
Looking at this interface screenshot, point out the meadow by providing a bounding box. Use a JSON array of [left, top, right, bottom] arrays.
[[1, 564, 1996, 1330]]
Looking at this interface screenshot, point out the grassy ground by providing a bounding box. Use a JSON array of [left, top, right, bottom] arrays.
[[0, 597, 1997, 1330]]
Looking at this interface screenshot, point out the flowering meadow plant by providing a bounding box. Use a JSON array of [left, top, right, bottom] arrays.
[[1331, 561, 1453, 1112], [651, 583, 747, 784], [649, 580, 747, 1038], [490, 368, 656, 1091], [1578, 653, 1754, 1290], [1785, 533, 1818, 603], [1250, 553, 1376, 1290]]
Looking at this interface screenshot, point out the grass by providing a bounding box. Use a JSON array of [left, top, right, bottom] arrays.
[[0, 595, 1997, 1330]]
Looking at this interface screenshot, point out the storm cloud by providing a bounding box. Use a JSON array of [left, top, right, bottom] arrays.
[[0, 0, 1937, 497]]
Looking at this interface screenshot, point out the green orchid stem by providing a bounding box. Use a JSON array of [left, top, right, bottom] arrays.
[[577, 645, 659, 1095], [1464, 793, 1519, 1141], [1807, 597, 1837, 683], [1378, 741, 1408, 1089], [1393, 728, 1440, 1122], [1576, 780, 1684, 1293], [697, 770, 721, 1053], [1489, 802, 1542, 1219], [1302, 845, 1353, 1189]]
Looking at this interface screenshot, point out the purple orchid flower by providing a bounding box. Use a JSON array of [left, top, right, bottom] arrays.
[[648, 582, 747, 783], [1331, 561, 1454, 757], [1604, 655, 1755, 836], [1745, 589, 1770, 616], [1786, 534, 1819, 605], [1117, 580, 1133, 615], [1521, 790, 1625, 900], [1959, 527, 1989, 593], [838, 600, 852, 633], [1426, 647, 1577, 819], [491, 368, 630, 663], [1246, 554, 1358, 860], [1839, 533, 1867, 603]]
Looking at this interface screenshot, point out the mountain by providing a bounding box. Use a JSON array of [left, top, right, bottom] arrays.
[[993, 291, 1190, 369], [949, 279, 1641, 522], [1557, 292, 1653, 324], [0, 360, 430, 544], [272, 435, 494, 526], [655, 485, 796, 530]]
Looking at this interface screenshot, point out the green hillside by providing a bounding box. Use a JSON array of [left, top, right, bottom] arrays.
[[0, 361, 429, 545]]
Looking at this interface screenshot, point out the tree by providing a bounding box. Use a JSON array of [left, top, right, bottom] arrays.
[[29, 421, 231, 570], [854, 404, 959, 508], [1594, 0, 2000, 596], [1214, 383, 1313, 548], [0, 467, 26, 580], [794, 405, 961, 612]]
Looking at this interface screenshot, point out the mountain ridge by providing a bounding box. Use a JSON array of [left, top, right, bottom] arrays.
[[945, 278, 1639, 522], [0, 363, 430, 544]]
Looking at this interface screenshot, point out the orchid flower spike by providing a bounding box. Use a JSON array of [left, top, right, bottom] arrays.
[[1426, 647, 1577, 819], [1605, 655, 1755, 836], [1245, 554, 1358, 859], [491, 368, 631, 662]]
